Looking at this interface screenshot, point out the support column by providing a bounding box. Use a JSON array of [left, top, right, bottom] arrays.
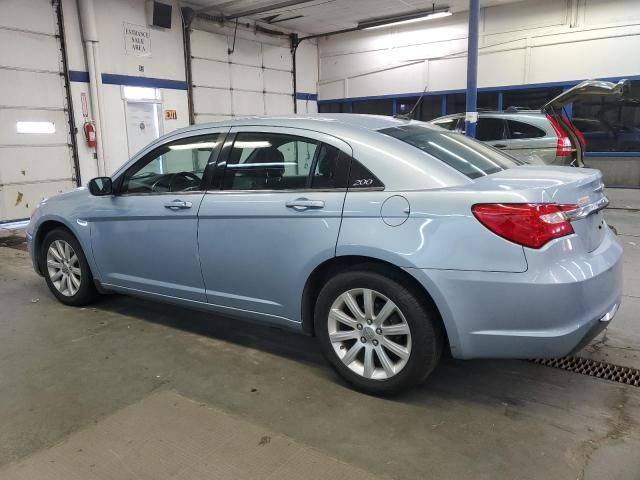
[[465, 0, 480, 137]]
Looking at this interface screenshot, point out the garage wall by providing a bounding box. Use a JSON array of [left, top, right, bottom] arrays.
[[189, 18, 318, 123], [61, 0, 190, 178], [0, 0, 77, 222], [318, 0, 640, 99]]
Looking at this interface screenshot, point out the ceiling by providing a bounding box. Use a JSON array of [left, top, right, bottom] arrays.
[[184, 0, 525, 35]]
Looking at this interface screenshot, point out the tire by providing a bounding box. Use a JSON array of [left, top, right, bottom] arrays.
[[40, 228, 98, 306], [314, 266, 443, 395]]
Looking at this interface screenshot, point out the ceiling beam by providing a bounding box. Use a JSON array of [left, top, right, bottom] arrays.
[[203, 0, 316, 20]]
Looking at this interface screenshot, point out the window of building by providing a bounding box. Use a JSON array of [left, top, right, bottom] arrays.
[[318, 102, 343, 113], [502, 87, 563, 111], [572, 86, 640, 152], [352, 100, 393, 115]]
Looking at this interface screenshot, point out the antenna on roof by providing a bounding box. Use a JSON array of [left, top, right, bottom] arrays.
[[393, 86, 428, 120]]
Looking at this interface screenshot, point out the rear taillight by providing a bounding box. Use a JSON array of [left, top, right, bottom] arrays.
[[546, 114, 573, 157], [472, 203, 577, 249]]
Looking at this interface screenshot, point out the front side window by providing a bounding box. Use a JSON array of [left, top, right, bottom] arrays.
[[379, 124, 523, 180], [121, 134, 221, 194]]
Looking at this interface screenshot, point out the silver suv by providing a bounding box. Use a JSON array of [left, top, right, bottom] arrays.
[[429, 80, 630, 167]]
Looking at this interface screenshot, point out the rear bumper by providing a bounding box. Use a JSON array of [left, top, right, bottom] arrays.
[[406, 229, 623, 359]]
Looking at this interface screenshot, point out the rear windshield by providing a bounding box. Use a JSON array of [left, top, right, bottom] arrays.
[[379, 124, 523, 179]]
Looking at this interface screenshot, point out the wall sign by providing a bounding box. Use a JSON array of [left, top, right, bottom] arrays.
[[124, 23, 151, 57], [165, 110, 177, 120]]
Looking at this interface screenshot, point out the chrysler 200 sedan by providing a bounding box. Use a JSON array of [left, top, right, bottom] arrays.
[[26, 114, 622, 394]]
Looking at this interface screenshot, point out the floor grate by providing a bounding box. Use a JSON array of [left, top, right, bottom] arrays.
[[532, 356, 640, 387]]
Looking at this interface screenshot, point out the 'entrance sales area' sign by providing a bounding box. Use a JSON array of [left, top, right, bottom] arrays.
[[124, 23, 151, 57]]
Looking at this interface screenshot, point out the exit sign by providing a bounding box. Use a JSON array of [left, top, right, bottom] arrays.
[[164, 109, 177, 120]]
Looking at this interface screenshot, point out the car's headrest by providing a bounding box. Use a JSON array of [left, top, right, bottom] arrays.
[[250, 146, 285, 176]]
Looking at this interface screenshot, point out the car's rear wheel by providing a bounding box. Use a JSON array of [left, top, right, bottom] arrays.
[[314, 267, 443, 395], [41, 228, 97, 306]]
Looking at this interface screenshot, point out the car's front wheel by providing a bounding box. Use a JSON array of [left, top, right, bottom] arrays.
[[314, 267, 443, 395], [40, 228, 97, 306]]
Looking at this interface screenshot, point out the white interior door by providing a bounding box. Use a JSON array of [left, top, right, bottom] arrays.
[[125, 102, 162, 157]]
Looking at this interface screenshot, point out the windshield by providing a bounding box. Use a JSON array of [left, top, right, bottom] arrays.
[[379, 124, 524, 179]]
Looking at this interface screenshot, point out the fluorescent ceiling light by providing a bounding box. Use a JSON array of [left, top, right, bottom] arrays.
[[16, 121, 55, 134], [169, 142, 219, 150], [360, 8, 451, 30]]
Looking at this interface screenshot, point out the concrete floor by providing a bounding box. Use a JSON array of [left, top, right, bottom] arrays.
[[1, 205, 639, 479]]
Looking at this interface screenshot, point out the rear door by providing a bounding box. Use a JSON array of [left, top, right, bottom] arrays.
[[197, 127, 352, 324], [504, 119, 556, 164]]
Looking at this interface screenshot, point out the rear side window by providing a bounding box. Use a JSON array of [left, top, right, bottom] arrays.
[[379, 124, 523, 180], [311, 144, 349, 189], [476, 118, 507, 141], [348, 159, 384, 189], [507, 120, 546, 139]]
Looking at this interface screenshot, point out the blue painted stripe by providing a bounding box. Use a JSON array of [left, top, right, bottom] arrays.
[[317, 74, 640, 104], [69, 70, 89, 82], [295, 92, 318, 101], [68, 70, 187, 90], [102, 73, 187, 90], [584, 152, 640, 158]]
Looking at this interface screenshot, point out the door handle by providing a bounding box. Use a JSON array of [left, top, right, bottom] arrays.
[[164, 199, 193, 210], [285, 199, 325, 211], [493, 144, 507, 149]]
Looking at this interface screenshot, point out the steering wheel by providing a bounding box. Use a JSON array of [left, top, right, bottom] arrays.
[[168, 171, 201, 192]]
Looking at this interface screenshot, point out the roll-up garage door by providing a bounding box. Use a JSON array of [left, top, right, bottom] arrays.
[[190, 25, 294, 123], [0, 0, 77, 222]]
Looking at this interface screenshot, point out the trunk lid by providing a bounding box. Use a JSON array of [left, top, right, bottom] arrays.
[[541, 79, 631, 167], [473, 166, 608, 252], [541, 79, 630, 112]]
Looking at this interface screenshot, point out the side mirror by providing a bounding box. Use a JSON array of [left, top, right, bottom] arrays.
[[88, 177, 113, 196]]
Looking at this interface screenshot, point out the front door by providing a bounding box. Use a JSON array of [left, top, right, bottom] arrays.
[[89, 132, 225, 301], [197, 127, 352, 324]]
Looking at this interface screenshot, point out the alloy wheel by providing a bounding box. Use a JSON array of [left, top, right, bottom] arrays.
[[46, 240, 81, 297], [327, 288, 412, 380]]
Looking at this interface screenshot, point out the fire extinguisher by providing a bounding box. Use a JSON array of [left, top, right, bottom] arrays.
[[83, 121, 97, 149]]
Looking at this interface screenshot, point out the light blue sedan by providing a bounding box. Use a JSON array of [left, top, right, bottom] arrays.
[[26, 114, 622, 394]]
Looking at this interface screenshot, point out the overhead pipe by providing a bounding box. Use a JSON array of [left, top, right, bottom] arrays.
[[78, 0, 107, 177], [464, 0, 480, 138]]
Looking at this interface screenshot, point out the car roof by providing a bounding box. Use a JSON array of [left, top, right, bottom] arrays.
[[114, 114, 473, 191], [171, 113, 425, 135], [432, 111, 545, 121]]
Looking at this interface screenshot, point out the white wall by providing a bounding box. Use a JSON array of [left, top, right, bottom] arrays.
[[318, 0, 640, 100], [62, 0, 189, 179], [188, 16, 318, 122]]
